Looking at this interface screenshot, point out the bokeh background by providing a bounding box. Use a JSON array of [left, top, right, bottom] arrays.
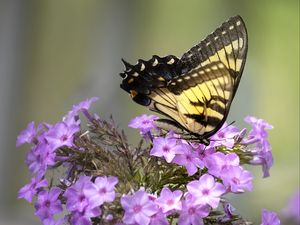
[[0, 0, 299, 224]]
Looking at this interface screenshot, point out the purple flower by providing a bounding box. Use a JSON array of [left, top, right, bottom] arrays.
[[197, 144, 215, 161], [233, 128, 247, 144], [261, 209, 280, 225], [210, 123, 240, 148], [282, 190, 300, 223], [37, 129, 51, 145], [222, 166, 253, 193], [71, 97, 99, 113], [172, 144, 204, 176], [178, 195, 210, 225], [121, 189, 158, 225], [16, 121, 39, 146], [244, 116, 274, 177], [84, 176, 118, 207], [63, 110, 81, 127], [219, 201, 236, 222], [64, 176, 94, 213], [26, 143, 56, 175], [155, 187, 182, 213], [150, 135, 183, 163], [34, 187, 63, 220], [245, 116, 273, 140], [18, 175, 48, 203], [70, 207, 101, 225], [46, 122, 80, 150], [205, 152, 240, 178], [42, 218, 65, 225], [187, 174, 226, 209], [128, 114, 159, 135], [64, 97, 99, 124], [250, 148, 273, 178], [149, 210, 169, 225]]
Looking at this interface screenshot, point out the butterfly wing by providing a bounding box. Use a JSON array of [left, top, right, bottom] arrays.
[[179, 15, 248, 97], [120, 55, 179, 99], [120, 15, 248, 141], [150, 62, 236, 139]]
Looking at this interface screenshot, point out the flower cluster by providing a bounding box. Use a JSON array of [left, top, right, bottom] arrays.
[[126, 114, 277, 224], [17, 98, 279, 225]]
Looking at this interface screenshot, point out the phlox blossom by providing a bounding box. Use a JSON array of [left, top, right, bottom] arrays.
[[187, 174, 226, 209], [155, 187, 182, 213], [178, 194, 210, 225], [121, 189, 158, 225], [261, 209, 280, 225]]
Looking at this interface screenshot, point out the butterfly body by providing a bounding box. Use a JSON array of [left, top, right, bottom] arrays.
[[120, 16, 248, 145]]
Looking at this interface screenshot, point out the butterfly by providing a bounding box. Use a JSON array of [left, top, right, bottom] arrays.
[[120, 15, 248, 145]]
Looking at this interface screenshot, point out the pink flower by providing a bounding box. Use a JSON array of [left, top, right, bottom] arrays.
[[63, 97, 99, 125], [42, 218, 65, 225], [18, 175, 48, 203], [155, 187, 182, 213], [261, 209, 280, 225], [149, 210, 169, 225], [150, 135, 182, 163], [187, 174, 226, 209], [178, 195, 210, 225], [197, 145, 215, 161], [129, 114, 159, 135], [172, 144, 204, 176], [34, 187, 63, 220], [45, 122, 79, 149], [16, 121, 39, 146], [63, 176, 94, 213], [205, 152, 240, 178], [70, 207, 101, 225], [84, 176, 118, 207], [121, 189, 158, 225], [26, 143, 56, 175], [222, 166, 253, 193], [209, 123, 240, 148], [250, 148, 273, 178], [245, 116, 274, 177], [71, 97, 99, 113]]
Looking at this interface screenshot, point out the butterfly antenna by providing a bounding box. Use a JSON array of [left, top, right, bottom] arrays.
[[121, 58, 132, 70], [222, 121, 235, 131]]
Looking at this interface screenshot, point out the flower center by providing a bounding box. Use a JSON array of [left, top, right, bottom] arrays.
[[142, 120, 149, 125], [100, 187, 107, 194], [133, 204, 142, 213], [60, 134, 68, 142], [36, 154, 42, 162], [188, 207, 196, 215], [162, 145, 170, 152], [186, 155, 192, 161], [79, 194, 86, 202], [45, 200, 51, 208], [219, 132, 225, 138], [167, 199, 174, 206], [202, 189, 210, 196], [232, 177, 240, 185]]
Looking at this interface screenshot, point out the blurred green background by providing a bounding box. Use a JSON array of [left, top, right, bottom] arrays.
[[0, 0, 298, 224]]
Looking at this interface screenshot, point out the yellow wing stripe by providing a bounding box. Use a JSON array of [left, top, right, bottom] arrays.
[[149, 62, 235, 135]]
